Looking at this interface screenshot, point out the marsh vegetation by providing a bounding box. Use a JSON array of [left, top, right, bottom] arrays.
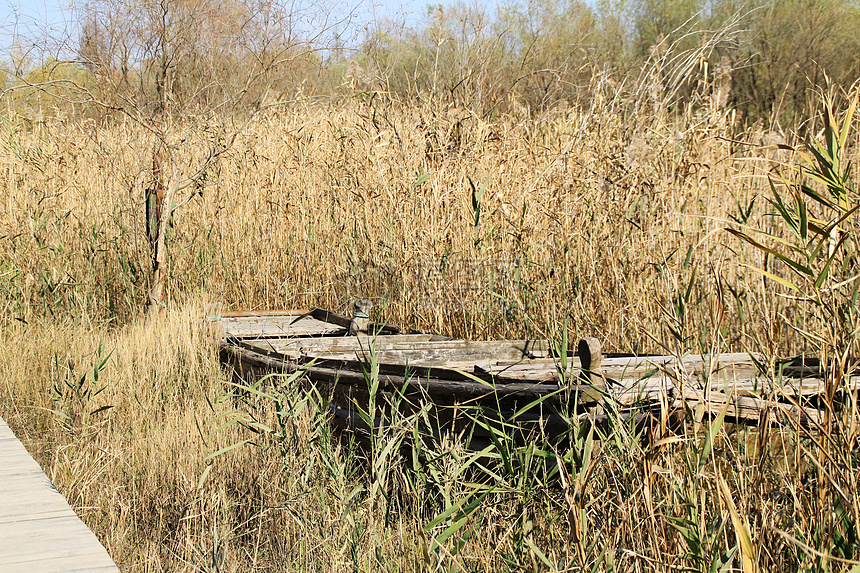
[[1, 0, 860, 569]]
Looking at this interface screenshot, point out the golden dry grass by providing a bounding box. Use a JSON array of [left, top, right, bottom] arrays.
[[0, 305, 429, 570], [1, 95, 811, 348], [0, 92, 858, 571]]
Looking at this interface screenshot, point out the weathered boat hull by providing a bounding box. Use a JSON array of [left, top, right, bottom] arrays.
[[214, 309, 840, 441]]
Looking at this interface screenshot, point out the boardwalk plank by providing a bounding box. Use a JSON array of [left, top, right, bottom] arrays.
[[0, 417, 118, 573]]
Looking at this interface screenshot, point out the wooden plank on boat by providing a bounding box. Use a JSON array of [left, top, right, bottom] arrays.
[[264, 337, 553, 357], [299, 344, 550, 365], [296, 355, 491, 381], [259, 334, 442, 355], [773, 376, 860, 396], [676, 389, 826, 426], [221, 309, 311, 317], [240, 339, 558, 374], [300, 334, 441, 347], [0, 416, 119, 572], [222, 314, 347, 338], [600, 368, 860, 400], [481, 353, 762, 384], [602, 371, 860, 406], [220, 343, 603, 405], [603, 376, 827, 426]]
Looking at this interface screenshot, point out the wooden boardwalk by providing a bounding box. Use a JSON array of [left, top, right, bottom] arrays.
[[0, 416, 119, 573]]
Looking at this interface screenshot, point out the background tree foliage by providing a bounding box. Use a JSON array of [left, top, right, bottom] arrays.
[[346, 0, 860, 122], [2, 0, 857, 125]]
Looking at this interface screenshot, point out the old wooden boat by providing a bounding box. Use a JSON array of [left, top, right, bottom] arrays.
[[213, 307, 849, 442]]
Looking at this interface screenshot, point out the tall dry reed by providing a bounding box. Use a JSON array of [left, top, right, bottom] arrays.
[[0, 92, 829, 352]]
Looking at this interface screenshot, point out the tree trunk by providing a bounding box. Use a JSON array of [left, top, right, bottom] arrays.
[[148, 176, 177, 313]]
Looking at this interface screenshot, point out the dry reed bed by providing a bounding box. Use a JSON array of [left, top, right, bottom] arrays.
[[1, 97, 858, 571], [0, 97, 812, 351], [0, 306, 434, 570]]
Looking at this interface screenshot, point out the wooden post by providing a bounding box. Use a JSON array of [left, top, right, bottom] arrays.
[[578, 337, 604, 417], [349, 299, 373, 335], [578, 337, 604, 389], [148, 175, 177, 312]]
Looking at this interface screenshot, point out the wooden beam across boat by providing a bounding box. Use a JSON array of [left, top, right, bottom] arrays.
[[479, 353, 763, 383], [675, 389, 827, 426], [241, 338, 557, 368], [222, 313, 346, 339], [216, 308, 403, 340]]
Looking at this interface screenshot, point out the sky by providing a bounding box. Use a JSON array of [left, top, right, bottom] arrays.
[[0, 0, 76, 64], [0, 0, 76, 50], [0, 0, 450, 60]]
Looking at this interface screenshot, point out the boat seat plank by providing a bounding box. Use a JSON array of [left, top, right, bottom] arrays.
[[263, 337, 553, 356], [481, 353, 763, 383], [222, 315, 346, 338], [299, 347, 547, 365], [260, 334, 441, 354]]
